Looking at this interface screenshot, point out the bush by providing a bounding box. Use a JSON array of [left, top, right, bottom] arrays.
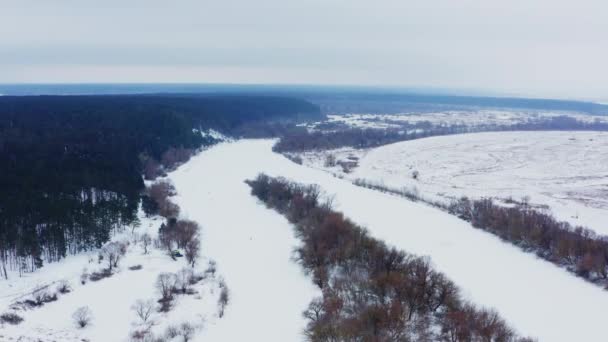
[[132, 299, 155, 323], [32, 286, 57, 306], [73, 306, 93, 328], [0, 312, 24, 325], [129, 265, 143, 271], [57, 280, 72, 294], [89, 268, 113, 282]]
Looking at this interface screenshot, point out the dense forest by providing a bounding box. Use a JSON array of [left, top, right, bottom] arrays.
[[0, 94, 321, 277]]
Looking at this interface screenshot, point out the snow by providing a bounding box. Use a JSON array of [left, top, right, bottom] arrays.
[[4, 138, 608, 341], [0, 214, 223, 342], [319, 110, 608, 130], [200, 129, 232, 142], [177, 139, 608, 342], [297, 131, 608, 235], [167, 143, 320, 341]]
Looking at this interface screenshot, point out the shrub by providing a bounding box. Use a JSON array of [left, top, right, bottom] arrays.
[[57, 280, 72, 294], [32, 286, 57, 306], [0, 312, 24, 325], [132, 299, 155, 323], [89, 268, 113, 282], [73, 306, 93, 328]]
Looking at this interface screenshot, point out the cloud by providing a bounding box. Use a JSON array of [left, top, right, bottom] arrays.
[[2, 0, 608, 100]]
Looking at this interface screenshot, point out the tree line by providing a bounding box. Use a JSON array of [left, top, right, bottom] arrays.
[[0, 94, 320, 277], [247, 175, 533, 341], [353, 178, 608, 289], [273, 115, 608, 152], [449, 197, 608, 285]]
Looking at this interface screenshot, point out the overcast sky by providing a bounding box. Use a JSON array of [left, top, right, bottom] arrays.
[[2, 0, 608, 100]]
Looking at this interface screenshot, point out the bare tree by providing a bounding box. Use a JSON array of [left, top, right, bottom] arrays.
[[218, 281, 230, 318], [100, 241, 127, 271], [184, 237, 200, 267], [131, 299, 155, 323], [141, 234, 152, 254], [175, 220, 199, 249], [324, 153, 336, 167], [176, 268, 194, 293], [156, 272, 176, 302], [73, 306, 93, 328], [179, 322, 196, 342]]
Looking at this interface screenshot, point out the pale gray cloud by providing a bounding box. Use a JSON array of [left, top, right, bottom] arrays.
[[2, 0, 607, 100]]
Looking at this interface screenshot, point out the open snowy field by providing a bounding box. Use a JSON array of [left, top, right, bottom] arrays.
[[310, 110, 608, 130], [297, 131, 608, 235], [3, 139, 608, 341]]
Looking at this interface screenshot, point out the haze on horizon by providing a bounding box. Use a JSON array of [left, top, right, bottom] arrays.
[[2, 0, 608, 101]]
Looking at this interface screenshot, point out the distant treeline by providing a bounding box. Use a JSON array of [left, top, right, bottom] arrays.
[[0, 94, 320, 276], [247, 175, 532, 341], [274, 115, 608, 152], [306, 92, 608, 115], [353, 178, 608, 289]]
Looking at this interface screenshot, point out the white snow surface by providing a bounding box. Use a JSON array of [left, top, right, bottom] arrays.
[[298, 131, 608, 235], [175, 139, 608, 342]]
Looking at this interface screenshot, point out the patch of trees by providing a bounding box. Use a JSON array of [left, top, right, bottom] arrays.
[[156, 267, 206, 312], [142, 181, 180, 219], [158, 220, 201, 267], [274, 116, 608, 152], [1, 94, 319, 276], [449, 197, 608, 285], [247, 175, 531, 341]]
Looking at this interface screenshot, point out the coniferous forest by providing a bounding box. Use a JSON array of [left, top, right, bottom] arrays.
[[0, 94, 321, 276]]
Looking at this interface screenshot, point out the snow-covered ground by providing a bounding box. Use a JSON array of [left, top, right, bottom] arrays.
[[311, 110, 608, 130], [167, 143, 319, 341], [4, 138, 608, 341], [296, 131, 608, 235], [184, 139, 608, 341], [0, 214, 224, 341]]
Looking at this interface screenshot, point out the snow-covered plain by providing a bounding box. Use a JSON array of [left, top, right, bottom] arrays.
[[315, 110, 608, 130], [4, 139, 608, 341], [297, 131, 608, 235]]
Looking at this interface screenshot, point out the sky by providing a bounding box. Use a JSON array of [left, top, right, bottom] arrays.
[[2, 0, 608, 100]]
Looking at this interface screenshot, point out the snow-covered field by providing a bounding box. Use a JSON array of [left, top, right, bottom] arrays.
[[296, 131, 608, 235], [3, 139, 608, 341], [311, 110, 608, 130]]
